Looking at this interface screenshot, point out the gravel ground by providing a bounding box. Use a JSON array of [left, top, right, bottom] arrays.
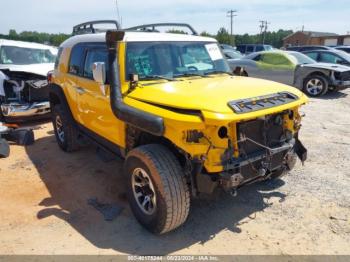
[[0, 89, 349, 255]]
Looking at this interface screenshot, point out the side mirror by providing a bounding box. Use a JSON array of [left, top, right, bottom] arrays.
[[337, 59, 348, 66], [92, 62, 106, 85]]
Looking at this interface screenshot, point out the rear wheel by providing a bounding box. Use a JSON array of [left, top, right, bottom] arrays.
[[0, 138, 10, 158], [125, 144, 190, 234], [52, 104, 79, 152], [303, 75, 329, 97]]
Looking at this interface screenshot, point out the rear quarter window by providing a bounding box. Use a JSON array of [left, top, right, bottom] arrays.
[[68, 44, 85, 75], [54, 48, 63, 69]]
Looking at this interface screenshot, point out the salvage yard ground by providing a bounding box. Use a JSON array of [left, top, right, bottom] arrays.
[[0, 89, 350, 255]]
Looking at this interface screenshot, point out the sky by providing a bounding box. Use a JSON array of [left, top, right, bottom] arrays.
[[0, 0, 349, 35]]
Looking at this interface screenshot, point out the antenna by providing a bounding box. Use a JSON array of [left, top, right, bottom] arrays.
[[115, 0, 122, 26]]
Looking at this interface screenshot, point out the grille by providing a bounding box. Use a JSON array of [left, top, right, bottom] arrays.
[[336, 71, 350, 81], [237, 114, 285, 156]]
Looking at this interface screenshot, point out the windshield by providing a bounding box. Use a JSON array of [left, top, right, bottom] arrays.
[[224, 51, 243, 59], [0, 45, 56, 65], [336, 50, 350, 61], [126, 41, 231, 80], [288, 52, 316, 64], [264, 45, 273, 51]]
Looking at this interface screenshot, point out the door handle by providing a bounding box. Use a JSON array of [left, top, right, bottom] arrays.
[[76, 87, 86, 95]]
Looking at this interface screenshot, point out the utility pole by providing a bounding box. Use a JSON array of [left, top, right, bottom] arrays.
[[259, 20, 265, 40], [259, 20, 270, 44], [227, 10, 238, 46]]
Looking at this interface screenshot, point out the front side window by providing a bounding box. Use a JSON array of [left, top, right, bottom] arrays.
[[83, 49, 108, 80], [320, 53, 344, 64], [126, 41, 230, 79], [0, 45, 56, 65]]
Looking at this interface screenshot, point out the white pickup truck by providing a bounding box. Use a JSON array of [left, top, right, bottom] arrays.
[[0, 39, 57, 122]]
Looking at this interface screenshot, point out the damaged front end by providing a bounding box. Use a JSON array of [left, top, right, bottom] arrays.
[[192, 111, 307, 196], [0, 70, 50, 122], [220, 114, 306, 193]]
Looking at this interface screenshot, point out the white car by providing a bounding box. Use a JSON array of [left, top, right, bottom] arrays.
[[0, 39, 57, 121]]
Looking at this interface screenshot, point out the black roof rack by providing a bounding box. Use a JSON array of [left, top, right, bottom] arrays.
[[125, 23, 198, 35], [72, 20, 121, 35]]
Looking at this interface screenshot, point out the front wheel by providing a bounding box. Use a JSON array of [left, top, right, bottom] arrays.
[[303, 75, 329, 97], [125, 144, 190, 234]]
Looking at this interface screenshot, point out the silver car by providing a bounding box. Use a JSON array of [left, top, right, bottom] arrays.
[[228, 51, 350, 97]]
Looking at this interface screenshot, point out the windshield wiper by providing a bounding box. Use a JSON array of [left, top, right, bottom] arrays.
[[204, 70, 233, 76], [174, 73, 209, 78], [142, 75, 176, 81]]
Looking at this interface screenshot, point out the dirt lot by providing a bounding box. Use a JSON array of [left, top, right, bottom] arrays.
[[0, 90, 350, 255]]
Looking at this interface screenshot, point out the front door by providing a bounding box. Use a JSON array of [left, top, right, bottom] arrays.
[[254, 53, 295, 86]]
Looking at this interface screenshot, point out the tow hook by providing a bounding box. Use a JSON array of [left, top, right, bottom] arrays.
[[230, 188, 238, 197], [258, 168, 267, 177]]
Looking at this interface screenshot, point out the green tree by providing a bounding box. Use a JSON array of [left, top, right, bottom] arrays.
[[200, 31, 212, 37], [216, 28, 231, 45]]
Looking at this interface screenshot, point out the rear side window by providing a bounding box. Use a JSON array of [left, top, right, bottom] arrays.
[[255, 45, 264, 52], [83, 49, 109, 81], [69, 44, 85, 75], [305, 52, 318, 61]]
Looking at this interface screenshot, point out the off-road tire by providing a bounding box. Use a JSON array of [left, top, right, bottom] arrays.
[[0, 138, 10, 158], [52, 104, 79, 152], [303, 74, 329, 97], [125, 144, 190, 234]]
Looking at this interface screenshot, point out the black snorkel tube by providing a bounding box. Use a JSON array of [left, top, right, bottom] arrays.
[[106, 31, 164, 136]]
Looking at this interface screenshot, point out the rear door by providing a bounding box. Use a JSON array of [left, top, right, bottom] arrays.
[[76, 44, 125, 147]]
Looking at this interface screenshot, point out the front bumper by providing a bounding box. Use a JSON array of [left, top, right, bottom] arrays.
[[1, 101, 51, 119], [332, 80, 350, 89], [220, 138, 307, 188]]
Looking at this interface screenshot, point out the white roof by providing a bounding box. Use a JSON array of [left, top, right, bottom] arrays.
[[61, 31, 217, 47], [0, 39, 57, 52]]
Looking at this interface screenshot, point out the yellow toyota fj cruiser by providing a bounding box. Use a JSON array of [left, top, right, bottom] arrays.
[[49, 21, 308, 234]]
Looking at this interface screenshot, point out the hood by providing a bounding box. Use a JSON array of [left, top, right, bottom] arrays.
[[128, 75, 305, 114], [301, 63, 350, 72], [0, 63, 54, 77]]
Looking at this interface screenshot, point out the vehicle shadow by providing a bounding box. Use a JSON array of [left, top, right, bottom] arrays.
[[317, 90, 348, 100], [26, 134, 286, 255]]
